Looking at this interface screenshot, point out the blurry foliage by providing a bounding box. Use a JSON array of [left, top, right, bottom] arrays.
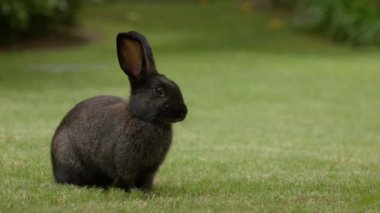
[[272, 0, 298, 9], [253, 0, 380, 46], [1, 0, 379, 47], [294, 0, 380, 46], [0, 0, 82, 43]]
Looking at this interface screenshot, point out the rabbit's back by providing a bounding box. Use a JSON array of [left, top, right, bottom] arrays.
[[51, 95, 173, 188]]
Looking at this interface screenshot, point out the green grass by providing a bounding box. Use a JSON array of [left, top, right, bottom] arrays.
[[1, 1, 380, 212]]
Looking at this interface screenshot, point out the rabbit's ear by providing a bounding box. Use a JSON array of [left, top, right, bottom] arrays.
[[117, 31, 157, 81]]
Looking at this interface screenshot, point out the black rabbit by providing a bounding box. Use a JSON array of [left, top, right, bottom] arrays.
[[51, 31, 187, 191]]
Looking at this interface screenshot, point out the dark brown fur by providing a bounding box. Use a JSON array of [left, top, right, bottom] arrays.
[[51, 31, 187, 191]]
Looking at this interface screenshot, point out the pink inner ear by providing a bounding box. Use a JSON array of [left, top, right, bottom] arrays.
[[120, 39, 143, 77]]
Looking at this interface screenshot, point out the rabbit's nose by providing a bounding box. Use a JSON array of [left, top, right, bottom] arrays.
[[182, 105, 188, 117], [177, 104, 187, 120]]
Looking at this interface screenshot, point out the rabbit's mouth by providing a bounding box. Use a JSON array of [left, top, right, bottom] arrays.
[[168, 114, 186, 123], [160, 106, 187, 123]]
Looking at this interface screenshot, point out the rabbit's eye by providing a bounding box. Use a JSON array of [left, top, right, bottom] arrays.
[[154, 87, 165, 97]]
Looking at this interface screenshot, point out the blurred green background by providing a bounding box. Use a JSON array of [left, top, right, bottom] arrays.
[[0, 0, 379, 212], [1, 0, 380, 46]]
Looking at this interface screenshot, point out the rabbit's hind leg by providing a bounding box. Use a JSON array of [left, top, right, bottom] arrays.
[[53, 160, 88, 186], [53, 159, 111, 189]]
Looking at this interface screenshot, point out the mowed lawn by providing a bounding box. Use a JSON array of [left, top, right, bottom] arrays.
[[1, 1, 380, 212]]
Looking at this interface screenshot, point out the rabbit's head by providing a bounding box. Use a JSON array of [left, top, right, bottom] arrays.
[[117, 31, 187, 124]]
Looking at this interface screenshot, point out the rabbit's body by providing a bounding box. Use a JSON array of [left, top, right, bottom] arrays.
[[51, 32, 187, 191], [52, 96, 172, 190]]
